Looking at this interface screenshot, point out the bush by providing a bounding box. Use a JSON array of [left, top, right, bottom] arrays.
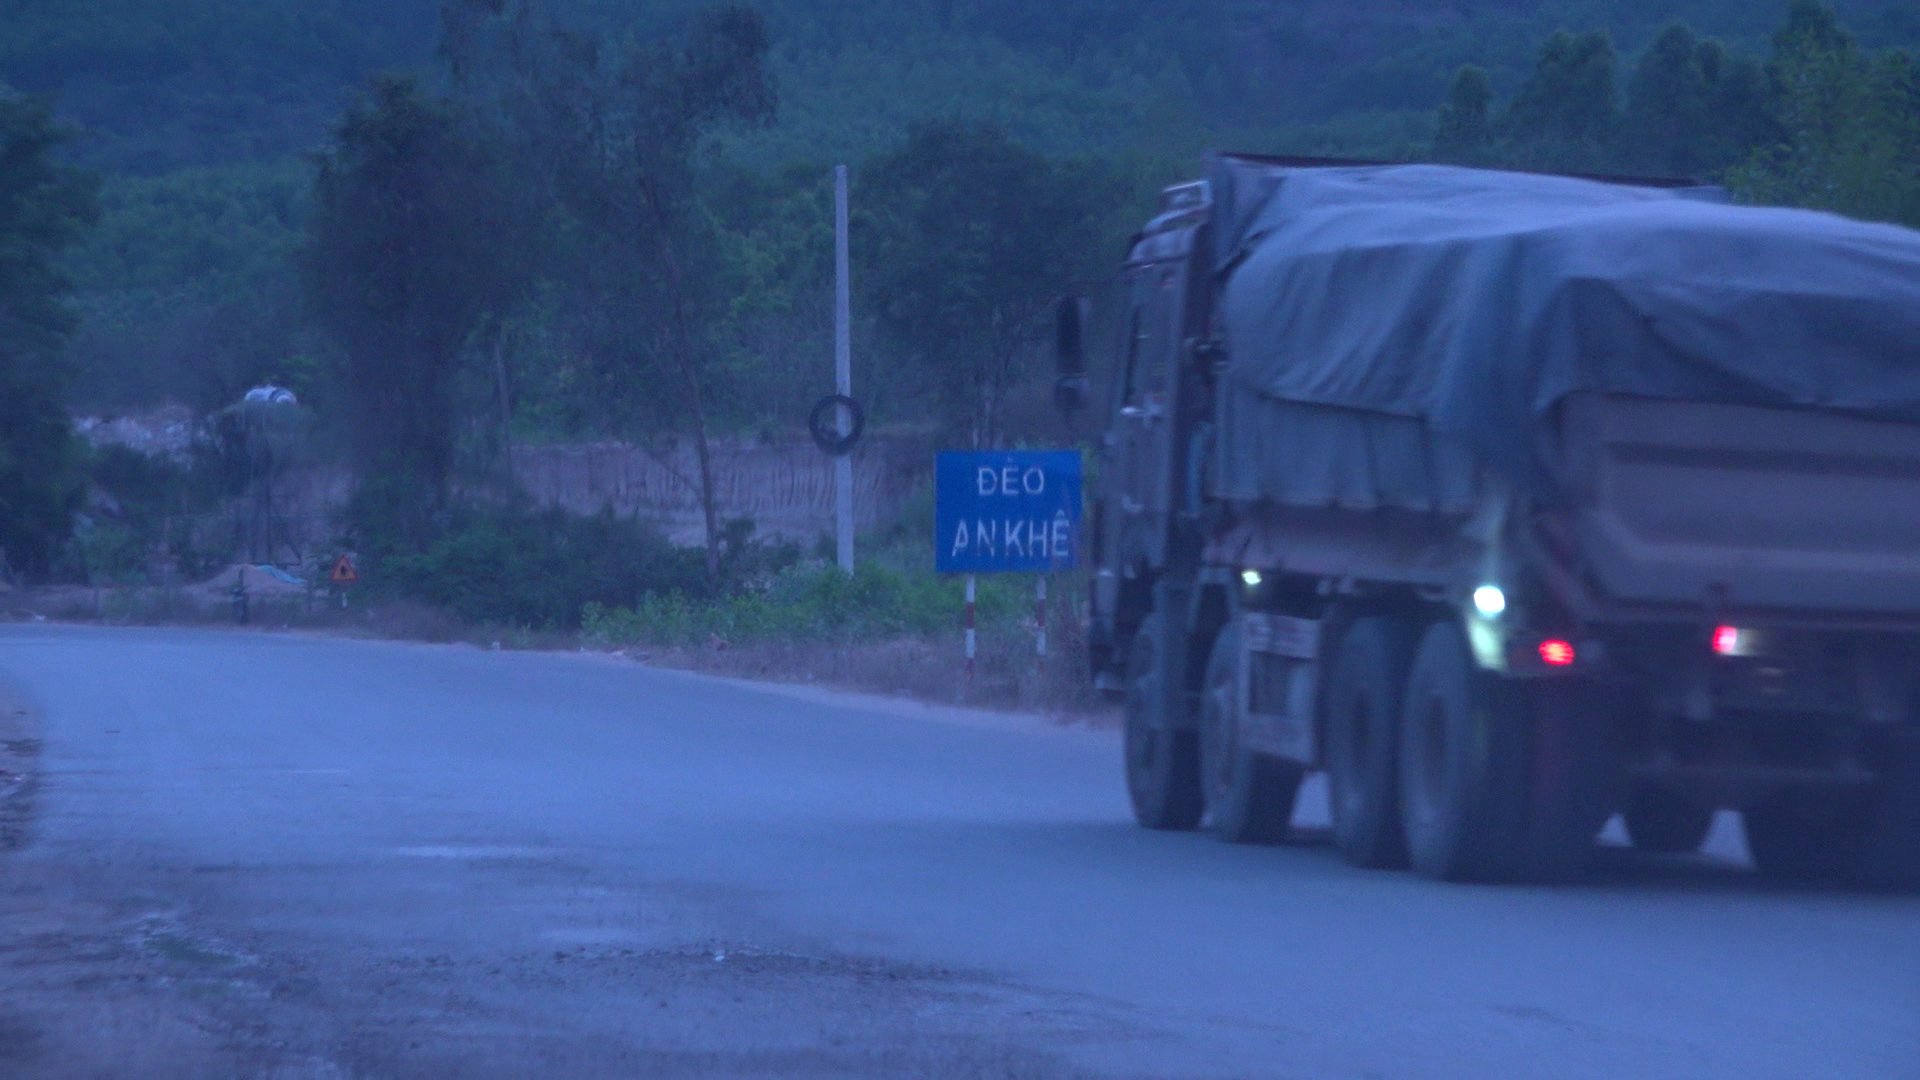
[[381, 506, 701, 628], [53, 444, 229, 585], [378, 503, 792, 630], [69, 521, 146, 584]]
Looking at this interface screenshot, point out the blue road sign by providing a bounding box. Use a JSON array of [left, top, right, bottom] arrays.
[[935, 450, 1083, 575]]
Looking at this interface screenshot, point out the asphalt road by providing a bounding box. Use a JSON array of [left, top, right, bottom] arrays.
[[0, 624, 1915, 1079]]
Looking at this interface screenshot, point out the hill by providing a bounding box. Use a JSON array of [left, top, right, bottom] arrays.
[[5, 1, 1917, 174], [1, 0, 1914, 412]]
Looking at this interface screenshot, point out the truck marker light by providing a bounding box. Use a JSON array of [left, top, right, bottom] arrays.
[[1241, 569, 1262, 588], [1538, 639, 1577, 667], [1712, 625, 1743, 656], [1472, 585, 1507, 618]]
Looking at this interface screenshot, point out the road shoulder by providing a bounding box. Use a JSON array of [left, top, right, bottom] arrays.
[[0, 674, 40, 853]]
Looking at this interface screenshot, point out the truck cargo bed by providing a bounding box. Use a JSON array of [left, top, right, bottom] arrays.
[[1556, 394, 1920, 619]]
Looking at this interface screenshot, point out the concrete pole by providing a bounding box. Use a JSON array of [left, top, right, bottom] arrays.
[[834, 164, 855, 576]]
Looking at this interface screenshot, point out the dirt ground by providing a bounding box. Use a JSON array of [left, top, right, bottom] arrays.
[[4, 565, 321, 627], [606, 634, 1110, 721]]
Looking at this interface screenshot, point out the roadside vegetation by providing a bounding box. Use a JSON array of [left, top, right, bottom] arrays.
[[1, 1, 1915, 706]]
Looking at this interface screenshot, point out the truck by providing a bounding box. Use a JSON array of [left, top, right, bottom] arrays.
[[1055, 155, 1920, 886]]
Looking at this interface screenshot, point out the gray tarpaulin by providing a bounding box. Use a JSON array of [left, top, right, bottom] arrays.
[[1209, 162, 1920, 510]]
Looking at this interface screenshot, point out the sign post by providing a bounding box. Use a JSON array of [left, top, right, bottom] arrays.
[[964, 574, 977, 678], [1035, 575, 1047, 659], [935, 450, 1083, 675], [330, 554, 359, 609], [833, 164, 854, 576]]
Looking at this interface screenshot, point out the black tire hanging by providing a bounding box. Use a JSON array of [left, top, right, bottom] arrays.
[[807, 394, 866, 456], [1199, 622, 1303, 845]]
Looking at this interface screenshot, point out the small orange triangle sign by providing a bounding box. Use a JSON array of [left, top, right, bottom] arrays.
[[330, 555, 359, 585]]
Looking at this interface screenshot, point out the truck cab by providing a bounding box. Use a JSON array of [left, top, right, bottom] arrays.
[[1085, 180, 1213, 691]]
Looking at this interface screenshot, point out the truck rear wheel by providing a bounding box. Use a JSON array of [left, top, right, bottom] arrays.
[[1624, 787, 1715, 855], [1322, 617, 1415, 868], [1744, 743, 1920, 890], [1200, 622, 1302, 844], [1743, 796, 1852, 883], [1124, 613, 1204, 831], [1849, 741, 1920, 891], [1398, 622, 1610, 883]]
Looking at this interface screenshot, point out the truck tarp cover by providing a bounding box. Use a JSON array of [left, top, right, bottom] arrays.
[[1211, 163, 1920, 508]]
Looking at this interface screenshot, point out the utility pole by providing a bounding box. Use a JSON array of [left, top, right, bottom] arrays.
[[834, 164, 855, 575]]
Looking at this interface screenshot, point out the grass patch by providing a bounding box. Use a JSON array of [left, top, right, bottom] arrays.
[[582, 558, 1035, 648], [581, 537, 1109, 714], [143, 931, 240, 968]]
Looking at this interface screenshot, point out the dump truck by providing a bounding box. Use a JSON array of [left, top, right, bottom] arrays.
[[1055, 155, 1920, 886]]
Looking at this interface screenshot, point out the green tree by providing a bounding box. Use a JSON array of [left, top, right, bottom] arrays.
[[863, 119, 1124, 446], [1502, 30, 1621, 170], [1694, 39, 1780, 173], [441, 1, 776, 578], [1618, 24, 1777, 178], [1622, 24, 1712, 174], [302, 76, 526, 548], [703, 163, 845, 425], [1432, 65, 1493, 163], [0, 93, 97, 578], [59, 159, 309, 410], [1774, 0, 1857, 65], [1731, 2, 1920, 225]]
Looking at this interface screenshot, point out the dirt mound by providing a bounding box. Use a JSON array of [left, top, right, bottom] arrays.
[[73, 404, 196, 459], [195, 565, 309, 598]]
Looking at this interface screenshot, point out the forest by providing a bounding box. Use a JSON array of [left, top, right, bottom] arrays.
[[2, 0, 1917, 622]]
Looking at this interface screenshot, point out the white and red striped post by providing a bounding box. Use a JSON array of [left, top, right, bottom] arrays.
[[964, 574, 977, 678], [1035, 576, 1048, 660]]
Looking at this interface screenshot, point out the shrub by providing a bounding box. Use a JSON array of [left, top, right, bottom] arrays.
[[70, 521, 146, 584], [54, 444, 226, 585], [379, 504, 715, 629]]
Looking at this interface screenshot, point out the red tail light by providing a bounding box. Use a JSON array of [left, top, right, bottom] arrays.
[[1712, 625, 1742, 656], [1538, 639, 1577, 667]]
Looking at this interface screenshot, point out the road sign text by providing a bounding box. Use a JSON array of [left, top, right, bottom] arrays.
[[935, 451, 1082, 575]]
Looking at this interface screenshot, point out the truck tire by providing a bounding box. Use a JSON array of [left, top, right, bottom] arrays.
[[1623, 787, 1715, 855], [1743, 743, 1920, 891], [1200, 622, 1302, 844], [1322, 617, 1415, 868], [1525, 678, 1620, 880], [1743, 796, 1853, 884], [1124, 613, 1204, 831], [1398, 622, 1611, 883], [1849, 740, 1920, 892]]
